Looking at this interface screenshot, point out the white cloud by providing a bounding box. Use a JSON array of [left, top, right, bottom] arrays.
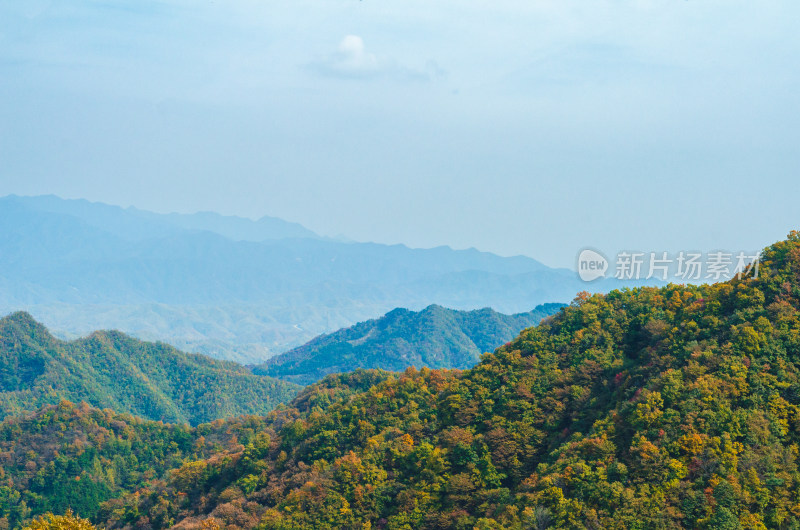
[[332, 35, 379, 75], [310, 34, 440, 81]]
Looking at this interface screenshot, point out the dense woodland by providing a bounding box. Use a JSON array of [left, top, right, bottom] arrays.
[[0, 373, 388, 529], [0, 314, 300, 425], [0, 401, 280, 529], [4, 232, 800, 529], [256, 304, 563, 385]]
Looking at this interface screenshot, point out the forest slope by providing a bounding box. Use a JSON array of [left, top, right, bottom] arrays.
[[0, 312, 300, 426], [255, 303, 563, 385], [105, 232, 800, 529]]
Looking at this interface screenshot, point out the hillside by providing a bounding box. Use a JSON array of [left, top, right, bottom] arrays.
[[0, 194, 610, 363], [94, 232, 800, 529], [0, 312, 300, 425], [255, 303, 563, 385], [0, 401, 275, 529]]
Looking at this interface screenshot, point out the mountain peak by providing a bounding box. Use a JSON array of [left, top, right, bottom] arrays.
[[256, 303, 562, 385], [757, 231, 800, 290], [1, 310, 38, 325], [0, 311, 56, 342], [0, 314, 300, 425]]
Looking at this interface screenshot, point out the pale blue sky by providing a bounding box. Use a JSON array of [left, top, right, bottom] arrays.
[[1, 0, 798, 267]]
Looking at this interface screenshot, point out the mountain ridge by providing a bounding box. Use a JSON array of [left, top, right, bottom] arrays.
[[255, 303, 564, 385], [0, 194, 596, 363], [3, 194, 320, 242], [0, 311, 300, 425]]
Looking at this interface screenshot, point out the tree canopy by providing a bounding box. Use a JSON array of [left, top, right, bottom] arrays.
[[90, 232, 800, 529]]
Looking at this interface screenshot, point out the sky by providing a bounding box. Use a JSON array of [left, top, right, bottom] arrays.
[[1, 0, 798, 268]]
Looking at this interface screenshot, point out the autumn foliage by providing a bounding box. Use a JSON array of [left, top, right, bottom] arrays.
[[7, 232, 800, 529]]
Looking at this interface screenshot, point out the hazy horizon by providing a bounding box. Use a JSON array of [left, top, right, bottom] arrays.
[[2, 1, 798, 268], [2, 191, 571, 263]]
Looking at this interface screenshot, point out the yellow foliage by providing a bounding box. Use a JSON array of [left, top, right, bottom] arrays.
[[678, 433, 707, 455], [21, 511, 98, 530]]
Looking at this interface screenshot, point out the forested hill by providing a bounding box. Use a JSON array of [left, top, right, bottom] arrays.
[[103, 232, 800, 529], [0, 312, 300, 425], [255, 303, 563, 385], [0, 401, 276, 529]]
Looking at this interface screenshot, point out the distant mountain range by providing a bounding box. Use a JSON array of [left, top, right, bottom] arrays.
[[0, 312, 300, 424], [0, 194, 609, 362], [255, 303, 563, 385]]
